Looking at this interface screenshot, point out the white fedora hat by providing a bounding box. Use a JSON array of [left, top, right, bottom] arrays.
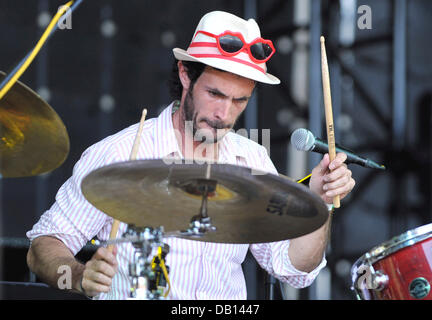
[[173, 11, 280, 85]]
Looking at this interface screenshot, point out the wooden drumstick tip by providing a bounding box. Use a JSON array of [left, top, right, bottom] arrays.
[[320, 36, 325, 43]]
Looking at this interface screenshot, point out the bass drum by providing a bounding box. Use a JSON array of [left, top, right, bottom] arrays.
[[351, 223, 432, 300]]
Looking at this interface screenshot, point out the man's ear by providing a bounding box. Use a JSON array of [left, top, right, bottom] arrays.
[[178, 61, 191, 91]]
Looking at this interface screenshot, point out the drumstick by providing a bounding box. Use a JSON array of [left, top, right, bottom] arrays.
[[107, 108, 147, 252], [320, 36, 340, 208]]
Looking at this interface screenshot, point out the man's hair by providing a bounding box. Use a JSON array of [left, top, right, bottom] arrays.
[[168, 60, 206, 101]]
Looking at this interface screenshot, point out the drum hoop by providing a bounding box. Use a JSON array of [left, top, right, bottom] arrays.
[[351, 223, 432, 275]]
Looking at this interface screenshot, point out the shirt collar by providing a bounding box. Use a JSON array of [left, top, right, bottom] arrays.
[[153, 102, 182, 158]]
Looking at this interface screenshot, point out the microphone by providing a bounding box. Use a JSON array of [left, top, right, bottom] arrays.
[[291, 128, 386, 170]]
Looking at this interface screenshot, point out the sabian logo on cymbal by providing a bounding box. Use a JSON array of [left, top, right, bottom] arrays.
[[266, 191, 315, 217]]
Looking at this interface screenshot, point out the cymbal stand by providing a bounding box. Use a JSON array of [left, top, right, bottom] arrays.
[[186, 179, 217, 236], [126, 226, 170, 300]]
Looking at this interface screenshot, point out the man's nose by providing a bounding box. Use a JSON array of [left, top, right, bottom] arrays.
[[214, 99, 231, 122]]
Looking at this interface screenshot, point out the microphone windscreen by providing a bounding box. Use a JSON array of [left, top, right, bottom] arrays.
[[290, 128, 315, 151]]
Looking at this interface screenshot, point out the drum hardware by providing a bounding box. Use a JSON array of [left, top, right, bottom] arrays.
[[91, 179, 227, 300], [92, 226, 172, 300], [83, 159, 330, 299], [184, 178, 217, 236], [352, 253, 389, 296], [81, 159, 329, 244], [126, 226, 169, 300], [371, 270, 389, 291], [95, 225, 172, 300]]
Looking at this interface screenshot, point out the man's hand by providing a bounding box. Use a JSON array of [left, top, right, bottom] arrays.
[[81, 246, 118, 297], [309, 152, 355, 204]]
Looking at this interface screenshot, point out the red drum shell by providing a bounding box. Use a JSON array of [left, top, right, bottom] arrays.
[[352, 224, 432, 300]]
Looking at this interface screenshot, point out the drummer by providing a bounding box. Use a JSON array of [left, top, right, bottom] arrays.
[[26, 11, 355, 299]]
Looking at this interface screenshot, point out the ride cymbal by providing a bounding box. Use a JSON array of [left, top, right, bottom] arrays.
[[81, 159, 329, 244], [0, 71, 69, 177]]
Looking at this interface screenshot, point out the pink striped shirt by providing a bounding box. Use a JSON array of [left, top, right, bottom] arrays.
[[27, 102, 326, 299]]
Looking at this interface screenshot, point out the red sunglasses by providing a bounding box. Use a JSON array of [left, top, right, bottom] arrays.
[[194, 30, 276, 63]]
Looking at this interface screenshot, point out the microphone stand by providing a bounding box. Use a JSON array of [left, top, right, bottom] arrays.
[[0, 0, 84, 91], [265, 274, 277, 300]]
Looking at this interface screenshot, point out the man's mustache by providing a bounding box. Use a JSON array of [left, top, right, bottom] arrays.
[[201, 118, 232, 130]]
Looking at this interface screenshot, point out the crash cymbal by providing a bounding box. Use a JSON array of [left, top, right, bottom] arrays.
[[0, 71, 69, 177], [81, 159, 329, 244]]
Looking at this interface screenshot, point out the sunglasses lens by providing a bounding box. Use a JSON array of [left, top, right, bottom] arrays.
[[250, 43, 273, 61], [219, 35, 244, 53]]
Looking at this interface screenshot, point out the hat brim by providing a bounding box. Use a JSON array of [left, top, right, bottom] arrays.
[[173, 48, 280, 85]]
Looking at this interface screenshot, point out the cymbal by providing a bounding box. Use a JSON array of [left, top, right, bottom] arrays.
[[0, 71, 70, 178], [81, 159, 329, 244]]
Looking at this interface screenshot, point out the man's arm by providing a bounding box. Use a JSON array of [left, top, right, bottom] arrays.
[[27, 236, 85, 293], [288, 152, 354, 273], [27, 236, 118, 297], [288, 215, 332, 273]]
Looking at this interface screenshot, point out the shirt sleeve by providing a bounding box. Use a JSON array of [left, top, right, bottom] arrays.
[[249, 145, 327, 288], [26, 140, 120, 255]]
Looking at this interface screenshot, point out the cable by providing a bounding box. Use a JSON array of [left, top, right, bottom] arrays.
[[151, 246, 171, 298], [0, 0, 84, 95], [296, 173, 312, 184], [0, 1, 74, 101], [160, 255, 171, 298]]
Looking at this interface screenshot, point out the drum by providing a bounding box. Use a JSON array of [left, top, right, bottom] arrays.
[[351, 223, 432, 300]]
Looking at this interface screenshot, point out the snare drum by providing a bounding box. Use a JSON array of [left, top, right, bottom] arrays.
[[351, 223, 432, 300]]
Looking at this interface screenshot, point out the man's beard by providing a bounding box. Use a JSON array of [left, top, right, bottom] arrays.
[[182, 87, 234, 144]]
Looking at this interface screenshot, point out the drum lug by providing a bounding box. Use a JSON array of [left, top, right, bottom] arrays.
[[372, 271, 389, 291]]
